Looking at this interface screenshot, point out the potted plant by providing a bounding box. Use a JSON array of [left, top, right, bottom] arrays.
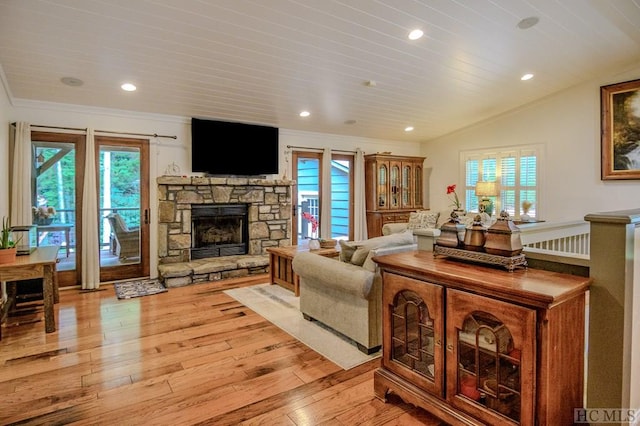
[[0, 216, 21, 264]]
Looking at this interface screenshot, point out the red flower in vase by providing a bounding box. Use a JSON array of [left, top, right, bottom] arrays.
[[446, 184, 462, 210], [302, 212, 319, 233]]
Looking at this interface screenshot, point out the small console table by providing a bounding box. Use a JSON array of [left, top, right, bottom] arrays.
[[267, 243, 339, 296]]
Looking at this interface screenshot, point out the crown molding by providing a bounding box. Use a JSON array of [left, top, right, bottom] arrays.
[[11, 98, 190, 125]]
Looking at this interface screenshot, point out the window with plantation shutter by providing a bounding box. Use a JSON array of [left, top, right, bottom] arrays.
[[461, 145, 541, 219]]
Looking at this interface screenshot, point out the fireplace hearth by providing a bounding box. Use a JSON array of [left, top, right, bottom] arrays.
[[191, 204, 248, 259]]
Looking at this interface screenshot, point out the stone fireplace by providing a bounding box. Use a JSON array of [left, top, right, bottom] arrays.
[[157, 176, 293, 286]]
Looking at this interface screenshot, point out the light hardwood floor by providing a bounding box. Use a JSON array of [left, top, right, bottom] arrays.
[[0, 275, 443, 425]]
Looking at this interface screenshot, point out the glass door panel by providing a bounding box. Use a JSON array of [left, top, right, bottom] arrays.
[[329, 154, 353, 240], [292, 152, 321, 243], [97, 137, 149, 282], [32, 132, 84, 287]]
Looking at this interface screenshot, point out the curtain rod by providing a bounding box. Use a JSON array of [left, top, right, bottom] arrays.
[[286, 144, 359, 154], [11, 122, 177, 140]]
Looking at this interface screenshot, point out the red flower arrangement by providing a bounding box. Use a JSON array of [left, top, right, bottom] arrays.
[[447, 184, 461, 209], [302, 212, 319, 233]]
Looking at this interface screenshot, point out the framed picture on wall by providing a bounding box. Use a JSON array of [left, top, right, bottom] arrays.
[[601, 78, 640, 180]]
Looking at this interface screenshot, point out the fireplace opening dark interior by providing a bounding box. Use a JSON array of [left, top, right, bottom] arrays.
[[191, 204, 249, 259]]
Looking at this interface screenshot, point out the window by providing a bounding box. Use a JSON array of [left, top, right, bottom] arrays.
[[462, 146, 540, 219]]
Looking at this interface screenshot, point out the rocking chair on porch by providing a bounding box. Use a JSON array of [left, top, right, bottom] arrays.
[[106, 213, 140, 260]]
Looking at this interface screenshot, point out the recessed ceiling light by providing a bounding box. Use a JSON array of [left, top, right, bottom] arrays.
[[517, 16, 539, 30], [404, 126, 414, 132], [408, 29, 424, 40], [299, 111, 310, 117], [121, 83, 137, 91], [60, 77, 83, 87], [521, 73, 534, 81], [344, 119, 357, 125]]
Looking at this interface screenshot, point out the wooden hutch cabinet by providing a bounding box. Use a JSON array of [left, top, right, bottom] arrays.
[[373, 251, 590, 426], [364, 153, 426, 237]]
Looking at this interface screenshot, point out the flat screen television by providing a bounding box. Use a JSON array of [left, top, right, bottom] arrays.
[[191, 118, 279, 176]]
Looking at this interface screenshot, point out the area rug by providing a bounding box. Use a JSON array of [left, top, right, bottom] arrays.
[[114, 279, 168, 299], [224, 283, 381, 370]]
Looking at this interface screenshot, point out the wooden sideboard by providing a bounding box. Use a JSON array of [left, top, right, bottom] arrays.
[[364, 153, 425, 237], [372, 251, 590, 425]]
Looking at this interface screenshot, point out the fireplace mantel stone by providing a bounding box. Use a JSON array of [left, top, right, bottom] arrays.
[[157, 176, 294, 286]]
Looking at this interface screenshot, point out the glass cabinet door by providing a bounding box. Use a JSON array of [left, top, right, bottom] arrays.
[[383, 273, 444, 396], [390, 162, 400, 209], [402, 164, 412, 208], [414, 164, 423, 207], [446, 289, 535, 425], [377, 162, 388, 209]]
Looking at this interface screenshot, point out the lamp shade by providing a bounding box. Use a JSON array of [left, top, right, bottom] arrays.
[[475, 181, 498, 197]]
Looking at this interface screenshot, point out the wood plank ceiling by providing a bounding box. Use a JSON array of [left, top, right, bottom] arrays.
[[0, 0, 639, 142]]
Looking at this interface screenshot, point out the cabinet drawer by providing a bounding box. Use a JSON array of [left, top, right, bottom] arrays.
[[395, 213, 411, 222]]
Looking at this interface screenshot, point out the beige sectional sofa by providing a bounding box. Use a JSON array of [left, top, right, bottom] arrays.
[[291, 231, 417, 354]]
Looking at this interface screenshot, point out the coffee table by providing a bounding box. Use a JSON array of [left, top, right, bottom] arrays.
[[267, 242, 339, 296]]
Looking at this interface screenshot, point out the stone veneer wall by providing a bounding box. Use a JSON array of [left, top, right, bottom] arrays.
[[156, 176, 293, 286]]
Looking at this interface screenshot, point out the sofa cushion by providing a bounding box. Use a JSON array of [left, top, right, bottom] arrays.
[[407, 210, 439, 230], [350, 231, 415, 266], [339, 239, 357, 263]]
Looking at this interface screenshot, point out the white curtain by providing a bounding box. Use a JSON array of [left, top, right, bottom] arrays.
[[320, 148, 332, 239], [81, 128, 100, 290], [353, 148, 368, 241], [10, 122, 33, 226]]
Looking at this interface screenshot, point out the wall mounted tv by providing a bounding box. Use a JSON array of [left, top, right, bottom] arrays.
[[191, 118, 279, 176]]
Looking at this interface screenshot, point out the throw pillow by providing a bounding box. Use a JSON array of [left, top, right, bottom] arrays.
[[339, 240, 357, 263], [406, 212, 424, 230], [350, 231, 415, 266], [418, 210, 439, 228], [407, 210, 439, 230]]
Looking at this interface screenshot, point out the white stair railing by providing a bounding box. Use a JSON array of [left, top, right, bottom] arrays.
[[519, 220, 590, 264]]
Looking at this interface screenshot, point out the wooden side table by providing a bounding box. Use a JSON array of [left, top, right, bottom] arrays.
[[0, 246, 60, 339], [267, 243, 339, 296]]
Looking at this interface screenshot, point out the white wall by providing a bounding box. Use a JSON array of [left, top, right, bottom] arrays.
[[0, 74, 12, 220], [422, 62, 640, 222]]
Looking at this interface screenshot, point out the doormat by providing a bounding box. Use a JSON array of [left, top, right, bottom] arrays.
[[114, 279, 168, 299]]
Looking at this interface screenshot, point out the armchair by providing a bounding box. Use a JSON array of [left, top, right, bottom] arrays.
[[106, 213, 140, 260]]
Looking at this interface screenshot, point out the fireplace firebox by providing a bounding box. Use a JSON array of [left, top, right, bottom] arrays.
[[191, 204, 248, 259]]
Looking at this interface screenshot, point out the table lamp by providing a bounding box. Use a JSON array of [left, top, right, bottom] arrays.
[[475, 181, 498, 216]]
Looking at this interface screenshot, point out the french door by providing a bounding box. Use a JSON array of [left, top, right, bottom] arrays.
[[32, 131, 84, 287], [32, 132, 149, 286], [97, 136, 150, 282]]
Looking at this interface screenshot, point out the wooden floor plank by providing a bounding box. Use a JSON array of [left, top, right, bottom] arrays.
[[0, 276, 442, 425]]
